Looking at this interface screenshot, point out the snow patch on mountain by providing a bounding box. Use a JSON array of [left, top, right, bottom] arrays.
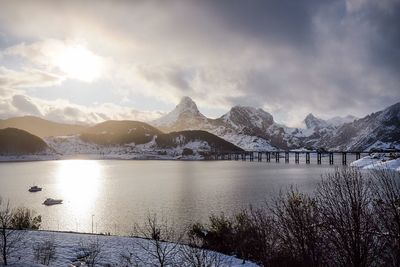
[[153, 96, 207, 127], [304, 113, 328, 129], [220, 133, 277, 151], [326, 115, 357, 126], [221, 106, 274, 131]]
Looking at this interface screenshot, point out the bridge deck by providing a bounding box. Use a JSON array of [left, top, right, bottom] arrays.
[[206, 150, 399, 165]]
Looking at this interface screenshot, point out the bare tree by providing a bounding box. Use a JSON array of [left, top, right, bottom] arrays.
[[246, 207, 279, 266], [270, 187, 324, 267], [371, 168, 400, 266], [316, 167, 381, 267], [0, 198, 25, 265], [77, 237, 106, 267], [132, 214, 183, 267], [179, 233, 231, 267], [32, 238, 57, 265]]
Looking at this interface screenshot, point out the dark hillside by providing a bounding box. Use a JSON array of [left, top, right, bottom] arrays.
[[0, 128, 49, 155], [156, 130, 243, 152], [80, 120, 163, 145], [0, 116, 87, 138]]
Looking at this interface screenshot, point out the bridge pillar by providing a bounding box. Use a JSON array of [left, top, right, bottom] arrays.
[[306, 152, 310, 164], [228, 154, 231, 160], [317, 152, 322, 164], [258, 152, 262, 161], [266, 152, 271, 162], [342, 152, 347, 165], [285, 152, 289, 163], [249, 152, 254, 161], [295, 152, 299, 164], [356, 152, 361, 160], [241, 153, 246, 161], [234, 153, 239, 161], [329, 152, 334, 165], [276, 152, 280, 163]]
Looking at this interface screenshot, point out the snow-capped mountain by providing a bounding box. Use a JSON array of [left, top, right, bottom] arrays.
[[153, 96, 209, 131], [152, 96, 399, 151], [219, 106, 274, 133], [152, 99, 281, 150], [326, 102, 400, 150], [302, 114, 357, 132], [326, 115, 357, 126]]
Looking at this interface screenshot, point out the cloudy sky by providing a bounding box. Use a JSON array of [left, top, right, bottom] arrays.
[[0, 0, 399, 127]]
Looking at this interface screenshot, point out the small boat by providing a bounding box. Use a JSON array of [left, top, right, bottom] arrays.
[[43, 198, 63, 206], [28, 186, 42, 192]]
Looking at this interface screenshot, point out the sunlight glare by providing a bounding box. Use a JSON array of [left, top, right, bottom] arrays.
[[55, 45, 103, 82], [56, 160, 102, 214]]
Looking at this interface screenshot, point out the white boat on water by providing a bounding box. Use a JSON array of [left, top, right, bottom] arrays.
[[43, 198, 63, 206], [28, 186, 42, 192]]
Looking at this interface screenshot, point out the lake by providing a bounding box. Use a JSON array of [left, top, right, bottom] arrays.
[[0, 158, 355, 235]]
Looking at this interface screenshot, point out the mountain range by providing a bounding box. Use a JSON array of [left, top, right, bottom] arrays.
[[0, 97, 399, 158], [152, 97, 400, 151]]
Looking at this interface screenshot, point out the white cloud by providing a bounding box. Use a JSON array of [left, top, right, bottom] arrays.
[[11, 94, 42, 116], [3, 39, 107, 82], [0, 93, 164, 124], [0, 66, 64, 90]]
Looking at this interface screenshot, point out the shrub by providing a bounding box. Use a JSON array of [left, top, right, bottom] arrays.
[[77, 237, 106, 267], [33, 239, 57, 265], [182, 148, 194, 156], [11, 207, 41, 230]]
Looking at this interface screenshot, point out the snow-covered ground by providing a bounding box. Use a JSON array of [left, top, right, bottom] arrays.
[[350, 154, 400, 171], [0, 135, 210, 162], [4, 230, 257, 267], [215, 133, 276, 151]]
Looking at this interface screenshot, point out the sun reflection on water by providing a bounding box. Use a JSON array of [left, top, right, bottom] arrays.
[[55, 160, 102, 215]]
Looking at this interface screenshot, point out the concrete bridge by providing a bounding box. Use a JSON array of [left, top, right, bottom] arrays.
[[208, 150, 400, 165]]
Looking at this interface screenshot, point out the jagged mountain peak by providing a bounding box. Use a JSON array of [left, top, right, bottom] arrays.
[[226, 106, 273, 121], [304, 113, 327, 129], [175, 96, 200, 114], [304, 113, 318, 122], [153, 96, 207, 129], [221, 105, 274, 131], [381, 101, 400, 118]]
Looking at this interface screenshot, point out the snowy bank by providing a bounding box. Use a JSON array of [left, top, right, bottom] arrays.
[[2, 230, 258, 266], [350, 154, 400, 171]]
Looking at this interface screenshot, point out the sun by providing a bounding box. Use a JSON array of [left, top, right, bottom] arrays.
[[55, 44, 103, 82]]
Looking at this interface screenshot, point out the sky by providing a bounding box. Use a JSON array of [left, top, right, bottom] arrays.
[[0, 0, 399, 127]]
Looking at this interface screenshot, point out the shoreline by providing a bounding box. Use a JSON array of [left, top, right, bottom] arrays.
[[0, 153, 207, 163]]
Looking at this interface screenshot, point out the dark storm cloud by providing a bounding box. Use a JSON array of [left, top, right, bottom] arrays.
[[208, 0, 328, 47], [0, 0, 398, 125], [361, 1, 400, 75]]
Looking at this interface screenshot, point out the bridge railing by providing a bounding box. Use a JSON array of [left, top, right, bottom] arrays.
[[205, 150, 400, 165]]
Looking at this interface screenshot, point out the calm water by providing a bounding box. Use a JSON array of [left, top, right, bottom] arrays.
[[0, 158, 352, 234]]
